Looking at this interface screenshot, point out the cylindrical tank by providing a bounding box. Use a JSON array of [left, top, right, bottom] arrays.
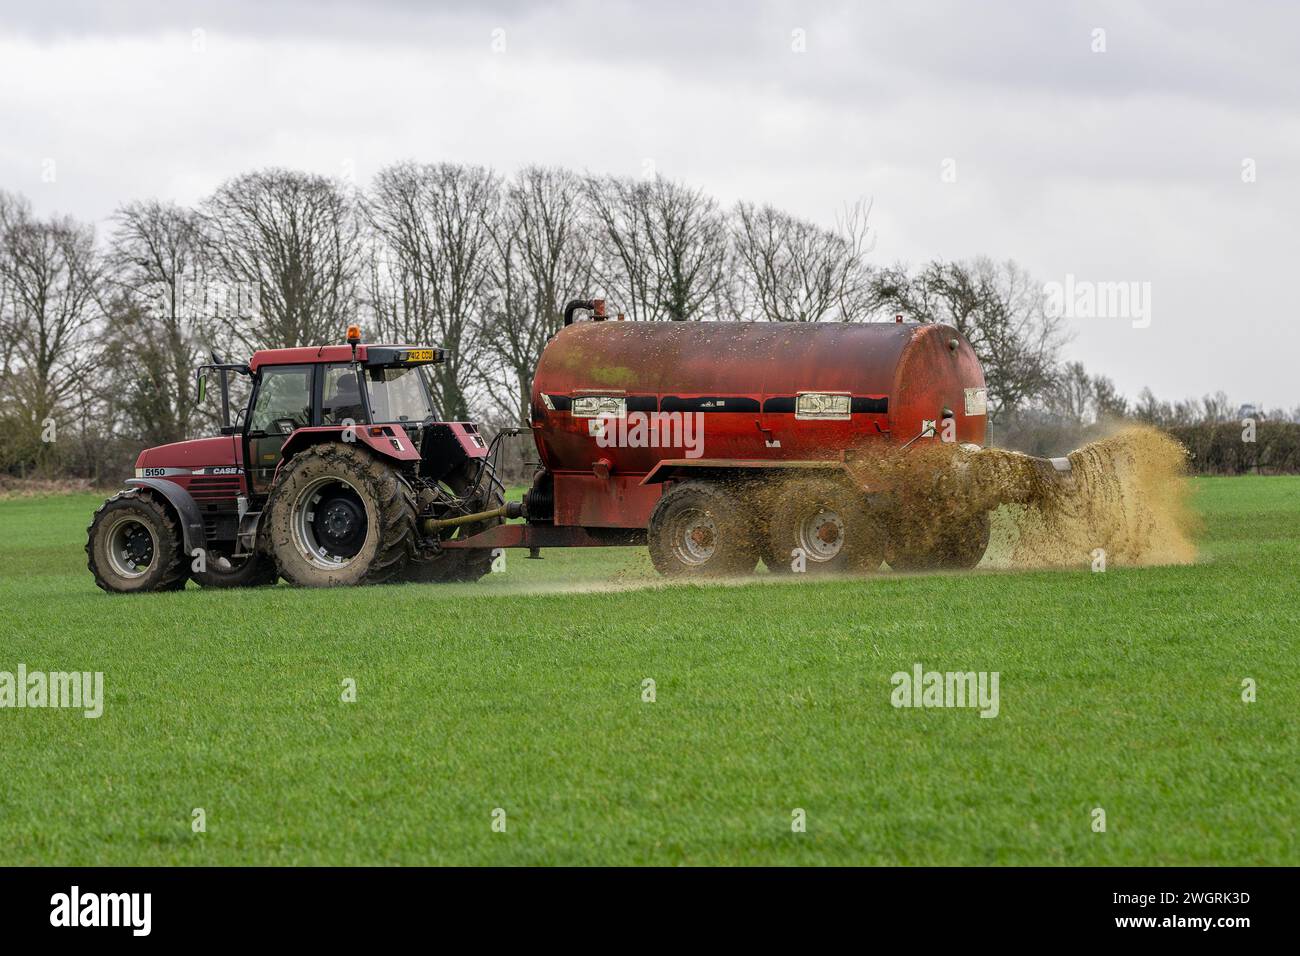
[[530, 319, 987, 477]]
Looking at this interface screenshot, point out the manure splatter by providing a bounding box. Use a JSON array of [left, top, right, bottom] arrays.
[[848, 425, 1197, 570]]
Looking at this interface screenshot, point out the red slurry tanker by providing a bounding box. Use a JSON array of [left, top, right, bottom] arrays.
[[87, 300, 1024, 592]]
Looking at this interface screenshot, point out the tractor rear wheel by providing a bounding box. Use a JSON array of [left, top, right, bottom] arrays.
[[86, 490, 189, 593], [264, 442, 416, 587], [886, 510, 991, 572], [648, 481, 759, 577], [395, 459, 505, 584], [764, 477, 885, 575]]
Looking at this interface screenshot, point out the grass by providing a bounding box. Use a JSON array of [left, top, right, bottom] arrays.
[[0, 477, 1296, 865]]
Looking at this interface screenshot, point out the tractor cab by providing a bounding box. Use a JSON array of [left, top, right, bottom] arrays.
[[197, 337, 446, 496]]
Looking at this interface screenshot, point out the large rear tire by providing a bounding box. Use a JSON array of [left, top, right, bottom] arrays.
[[648, 481, 759, 577], [265, 442, 416, 587], [765, 477, 884, 575], [86, 490, 189, 593]]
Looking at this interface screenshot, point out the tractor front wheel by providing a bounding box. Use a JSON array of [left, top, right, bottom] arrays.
[[648, 481, 759, 577], [86, 490, 189, 593], [264, 442, 416, 587]]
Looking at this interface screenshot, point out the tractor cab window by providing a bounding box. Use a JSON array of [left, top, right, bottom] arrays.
[[365, 365, 435, 424], [249, 365, 312, 435], [247, 364, 312, 495], [322, 364, 367, 425]]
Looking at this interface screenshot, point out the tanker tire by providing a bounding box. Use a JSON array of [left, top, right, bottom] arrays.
[[648, 481, 760, 578], [86, 490, 189, 594], [397, 460, 505, 585], [265, 442, 416, 587], [886, 510, 991, 572], [765, 477, 885, 575]]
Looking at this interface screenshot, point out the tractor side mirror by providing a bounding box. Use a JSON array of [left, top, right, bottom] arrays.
[[196, 372, 208, 405]]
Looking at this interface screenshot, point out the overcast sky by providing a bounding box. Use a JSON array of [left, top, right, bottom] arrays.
[[2, 0, 1296, 408]]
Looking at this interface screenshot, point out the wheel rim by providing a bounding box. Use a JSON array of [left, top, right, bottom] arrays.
[[106, 516, 156, 578], [798, 507, 845, 562], [669, 508, 718, 566], [292, 476, 369, 570]]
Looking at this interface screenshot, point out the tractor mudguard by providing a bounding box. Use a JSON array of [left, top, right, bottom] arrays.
[[125, 477, 207, 555], [273, 426, 422, 487]]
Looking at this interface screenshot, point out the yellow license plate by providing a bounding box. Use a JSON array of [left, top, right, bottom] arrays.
[[406, 349, 435, 362]]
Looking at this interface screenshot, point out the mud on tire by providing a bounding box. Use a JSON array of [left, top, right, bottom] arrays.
[[86, 490, 189, 593], [265, 442, 417, 587], [648, 480, 760, 577], [765, 477, 885, 575]]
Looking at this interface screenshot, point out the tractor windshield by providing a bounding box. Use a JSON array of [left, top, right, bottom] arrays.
[[364, 365, 436, 424]]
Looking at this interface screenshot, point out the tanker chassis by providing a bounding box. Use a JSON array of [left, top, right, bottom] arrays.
[[87, 301, 1033, 592]]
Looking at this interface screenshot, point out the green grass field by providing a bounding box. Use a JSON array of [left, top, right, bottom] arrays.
[[0, 477, 1295, 865]]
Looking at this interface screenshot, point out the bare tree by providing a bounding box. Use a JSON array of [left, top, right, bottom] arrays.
[[0, 191, 25, 387], [202, 169, 361, 350], [643, 175, 728, 321], [729, 199, 874, 322], [1091, 374, 1129, 420], [582, 174, 659, 321], [871, 257, 1067, 422], [1045, 360, 1094, 424], [1199, 391, 1235, 423], [366, 162, 499, 420], [480, 166, 593, 424], [104, 200, 213, 442], [0, 212, 106, 475], [583, 174, 730, 322]]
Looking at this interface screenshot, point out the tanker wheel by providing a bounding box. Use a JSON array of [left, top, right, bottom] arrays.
[[396, 459, 505, 584], [192, 547, 278, 589], [886, 510, 991, 572], [264, 442, 417, 587], [86, 490, 189, 594], [648, 481, 759, 577], [764, 477, 885, 575]]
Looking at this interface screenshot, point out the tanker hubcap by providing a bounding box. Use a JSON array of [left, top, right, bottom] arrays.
[[671, 509, 718, 566], [293, 476, 369, 569], [799, 508, 845, 562], [106, 516, 156, 578]]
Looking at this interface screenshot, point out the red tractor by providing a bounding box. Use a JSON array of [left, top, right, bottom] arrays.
[[87, 326, 512, 592], [89, 302, 1033, 592]]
